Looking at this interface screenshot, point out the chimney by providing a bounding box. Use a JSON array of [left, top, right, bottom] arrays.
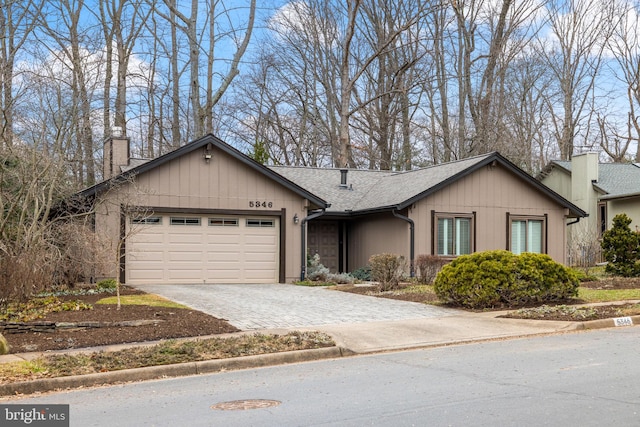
[[340, 169, 348, 188], [571, 152, 599, 211], [103, 127, 130, 180]]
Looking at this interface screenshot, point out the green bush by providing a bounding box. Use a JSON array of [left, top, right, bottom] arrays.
[[96, 278, 117, 291], [434, 250, 579, 309], [601, 213, 640, 277], [350, 265, 371, 281], [369, 253, 406, 291]]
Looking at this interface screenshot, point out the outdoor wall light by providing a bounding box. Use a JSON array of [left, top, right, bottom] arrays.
[[203, 143, 213, 162], [293, 213, 299, 224]]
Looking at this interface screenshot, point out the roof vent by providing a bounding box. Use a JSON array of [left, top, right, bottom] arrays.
[[340, 169, 348, 188]]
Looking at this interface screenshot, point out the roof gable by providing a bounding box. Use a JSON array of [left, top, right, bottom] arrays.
[[78, 134, 329, 208]]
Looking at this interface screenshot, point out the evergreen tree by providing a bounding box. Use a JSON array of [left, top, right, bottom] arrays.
[[601, 213, 640, 277]]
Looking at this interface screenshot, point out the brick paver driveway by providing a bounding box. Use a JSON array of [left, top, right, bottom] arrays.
[[133, 284, 458, 330]]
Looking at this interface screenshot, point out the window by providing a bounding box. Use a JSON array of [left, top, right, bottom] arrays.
[[131, 216, 161, 225], [510, 216, 545, 254], [598, 203, 607, 237], [170, 217, 201, 226], [246, 219, 274, 228], [434, 213, 473, 256], [209, 218, 238, 227]]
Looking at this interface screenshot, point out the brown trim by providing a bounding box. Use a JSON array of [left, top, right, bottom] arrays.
[[132, 206, 284, 217], [508, 213, 547, 254], [431, 210, 436, 255], [544, 213, 548, 253], [279, 208, 286, 283], [432, 211, 475, 257], [506, 212, 510, 250], [119, 205, 126, 284], [472, 211, 477, 252]]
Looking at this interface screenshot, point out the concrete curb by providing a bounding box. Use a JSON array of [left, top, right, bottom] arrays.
[[575, 314, 640, 330], [0, 346, 351, 397]]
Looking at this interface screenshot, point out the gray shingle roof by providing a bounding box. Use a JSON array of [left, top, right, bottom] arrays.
[[552, 160, 640, 199], [271, 153, 496, 214]]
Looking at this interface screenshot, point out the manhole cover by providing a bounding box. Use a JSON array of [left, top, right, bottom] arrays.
[[211, 399, 281, 411]]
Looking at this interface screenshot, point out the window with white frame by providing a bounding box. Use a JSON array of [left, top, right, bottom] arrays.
[[435, 213, 473, 256], [510, 216, 545, 254]]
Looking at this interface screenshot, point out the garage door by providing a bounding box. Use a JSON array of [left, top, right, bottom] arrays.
[[125, 214, 279, 284]]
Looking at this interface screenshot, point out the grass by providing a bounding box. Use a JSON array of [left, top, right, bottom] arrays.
[[96, 294, 190, 309], [578, 288, 640, 303], [0, 331, 335, 385]]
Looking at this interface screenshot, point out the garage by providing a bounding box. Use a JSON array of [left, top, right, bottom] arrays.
[[125, 214, 280, 284]]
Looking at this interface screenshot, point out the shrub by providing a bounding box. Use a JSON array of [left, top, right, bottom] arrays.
[[369, 253, 406, 291], [305, 254, 355, 284], [0, 334, 8, 355], [434, 250, 579, 309], [350, 265, 371, 281], [415, 255, 448, 284], [601, 213, 640, 277], [306, 253, 330, 282], [96, 278, 118, 291]]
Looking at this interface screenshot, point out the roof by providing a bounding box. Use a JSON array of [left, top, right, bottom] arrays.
[[271, 152, 587, 218], [75, 136, 585, 218], [76, 134, 329, 209], [546, 160, 640, 201]]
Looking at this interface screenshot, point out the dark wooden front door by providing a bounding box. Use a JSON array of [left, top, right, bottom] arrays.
[[307, 220, 340, 272]]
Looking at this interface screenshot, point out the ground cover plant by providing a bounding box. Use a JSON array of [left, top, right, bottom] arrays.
[[0, 331, 335, 385]]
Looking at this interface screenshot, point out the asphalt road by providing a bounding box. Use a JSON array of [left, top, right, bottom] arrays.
[[7, 328, 640, 426]]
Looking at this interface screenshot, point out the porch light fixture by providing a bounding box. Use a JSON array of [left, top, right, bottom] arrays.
[[293, 213, 299, 224], [203, 143, 213, 162]]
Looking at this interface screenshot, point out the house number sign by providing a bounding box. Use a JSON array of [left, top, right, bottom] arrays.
[[613, 317, 633, 327], [249, 201, 273, 208]]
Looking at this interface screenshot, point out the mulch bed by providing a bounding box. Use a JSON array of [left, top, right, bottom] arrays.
[[2, 287, 239, 354]]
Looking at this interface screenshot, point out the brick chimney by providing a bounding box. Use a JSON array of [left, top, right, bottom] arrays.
[[103, 127, 130, 180]]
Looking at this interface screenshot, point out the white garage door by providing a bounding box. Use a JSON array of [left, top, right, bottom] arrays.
[[125, 214, 279, 284]]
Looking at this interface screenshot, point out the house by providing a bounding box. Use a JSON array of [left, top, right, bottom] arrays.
[[539, 152, 640, 263], [79, 133, 586, 285]]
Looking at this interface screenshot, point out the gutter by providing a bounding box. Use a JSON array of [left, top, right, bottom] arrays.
[[300, 209, 326, 281], [392, 209, 415, 278], [567, 217, 581, 226]]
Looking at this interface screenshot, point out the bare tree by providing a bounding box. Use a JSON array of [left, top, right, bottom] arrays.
[[539, 0, 615, 160], [606, 0, 640, 162], [37, 0, 100, 186], [158, 0, 256, 139], [0, 0, 43, 148], [98, 0, 151, 136]]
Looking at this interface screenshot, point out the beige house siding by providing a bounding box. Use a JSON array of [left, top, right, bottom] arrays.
[[540, 167, 571, 201], [347, 213, 410, 271], [608, 198, 640, 231], [410, 163, 569, 263], [96, 145, 308, 283]]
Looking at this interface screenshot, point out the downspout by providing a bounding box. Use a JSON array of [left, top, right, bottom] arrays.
[[300, 209, 326, 281], [567, 217, 581, 226], [393, 209, 415, 278]]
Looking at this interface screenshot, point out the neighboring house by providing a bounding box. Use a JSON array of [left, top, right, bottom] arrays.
[[77, 134, 586, 285], [539, 152, 640, 264]]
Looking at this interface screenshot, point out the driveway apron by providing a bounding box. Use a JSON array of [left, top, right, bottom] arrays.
[[133, 284, 458, 330]]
